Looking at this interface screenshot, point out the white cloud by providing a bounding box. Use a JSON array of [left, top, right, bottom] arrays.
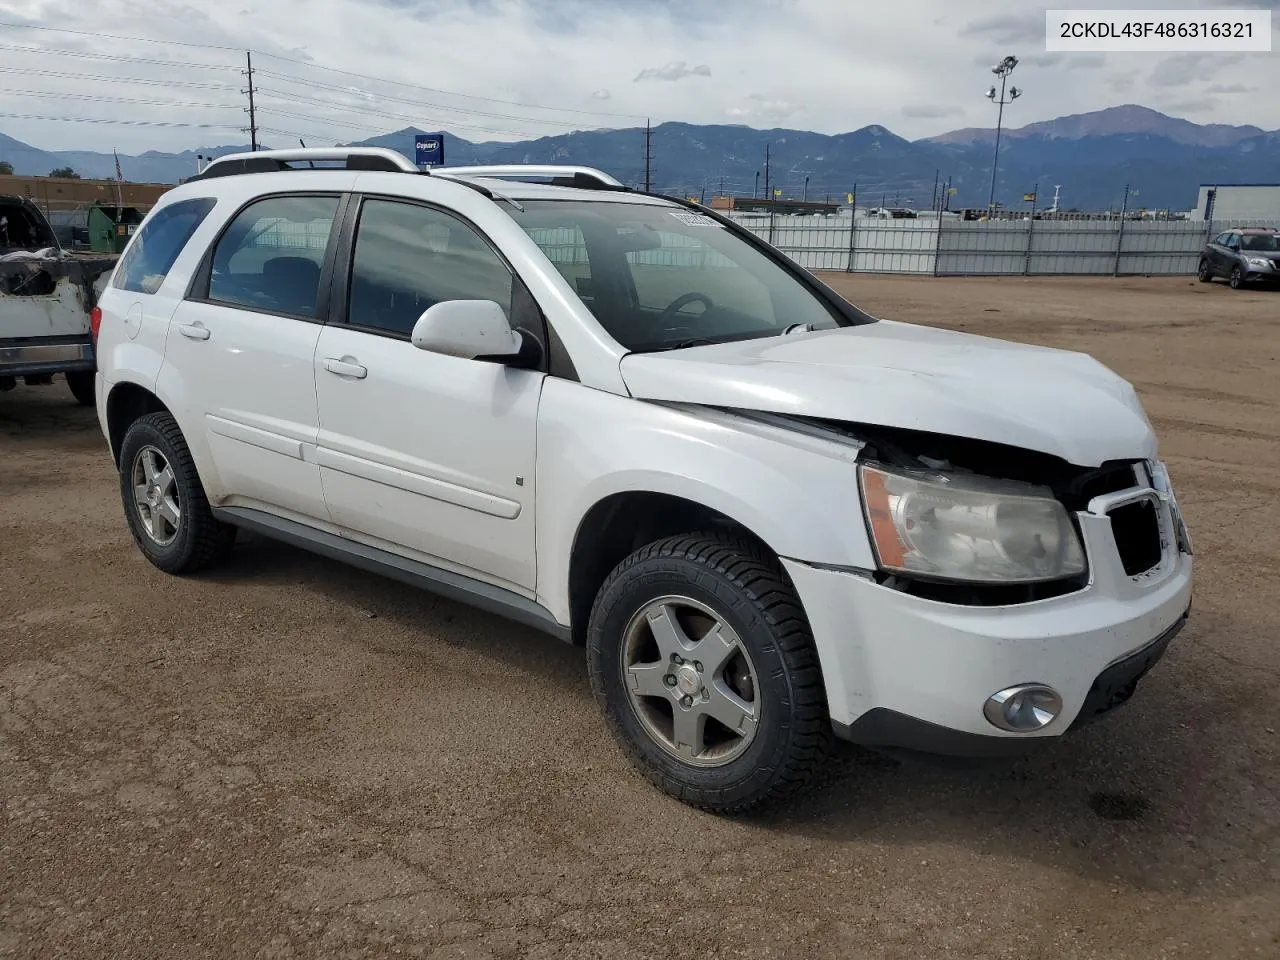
[[634, 62, 712, 82], [0, 0, 1275, 155]]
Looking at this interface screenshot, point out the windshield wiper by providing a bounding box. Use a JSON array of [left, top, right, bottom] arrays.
[[665, 338, 719, 351]]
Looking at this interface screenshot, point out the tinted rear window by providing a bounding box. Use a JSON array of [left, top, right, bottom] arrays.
[[114, 197, 217, 295]]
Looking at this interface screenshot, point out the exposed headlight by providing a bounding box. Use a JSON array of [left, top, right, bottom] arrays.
[[859, 463, 1086, 583], [1246, 257, 1272, 267]]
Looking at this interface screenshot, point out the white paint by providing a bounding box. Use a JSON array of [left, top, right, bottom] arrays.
[[94, 155, 1194, 754]]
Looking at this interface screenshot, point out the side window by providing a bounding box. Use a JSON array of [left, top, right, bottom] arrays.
[[206, 195, 340, 318], [347, 199, 514, 337], [113, 197, 217, 295], [1226, 233, 1241, 250], [1213, 233, 1230, 246]]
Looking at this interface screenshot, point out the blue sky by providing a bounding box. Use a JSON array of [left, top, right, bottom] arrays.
[[0, 0, 1276, 152]]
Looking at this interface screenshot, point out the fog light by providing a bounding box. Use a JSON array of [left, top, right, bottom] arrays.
[[983, 684, 1062, 732]]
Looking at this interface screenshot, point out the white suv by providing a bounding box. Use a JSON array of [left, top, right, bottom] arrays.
[[94, 148, 1194, 812]]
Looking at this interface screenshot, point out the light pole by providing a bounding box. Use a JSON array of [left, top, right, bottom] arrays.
[[804, 176, 810, 202], [985, 55, 1022, 216]]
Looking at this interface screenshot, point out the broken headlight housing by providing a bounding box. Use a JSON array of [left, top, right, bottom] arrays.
[[859, 463, 1086, 584]]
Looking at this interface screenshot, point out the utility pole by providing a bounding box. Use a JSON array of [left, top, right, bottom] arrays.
[[754, 171, 760, 199], [931, 169, 940, 211], [763, 143, 771, 203], [243, 51, 258, 151], [804, 176, 809, 202], [643, 119, 653, 192], [984, 55, 1022, 215], [1113, 183, 1131, 276]]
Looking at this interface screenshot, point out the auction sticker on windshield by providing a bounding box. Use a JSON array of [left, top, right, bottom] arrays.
[[668, 211, 719, 227]]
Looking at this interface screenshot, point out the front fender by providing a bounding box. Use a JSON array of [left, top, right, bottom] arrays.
[[534, 378, 876, 624]]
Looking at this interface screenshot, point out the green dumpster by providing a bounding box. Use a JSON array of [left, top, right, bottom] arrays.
[[87, 204, 145, 254]]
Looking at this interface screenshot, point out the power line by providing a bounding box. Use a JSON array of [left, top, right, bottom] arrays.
[[0, 41, 235, 71], [254, 88, 547, 138], [0, 112, 244, 130], [0, 21, 646, 120], [0, 19, 245, 52], [254, 70, 612, 131], [0, 65, 236, 90], [255, 54, 645, 120], [2, 89, 236, 110]]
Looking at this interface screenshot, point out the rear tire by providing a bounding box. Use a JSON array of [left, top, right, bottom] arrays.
[[118, 412, 235, 575], [1229, 266, 1245, 289], [1196, 259, 1212, 283], [587, 532, 831, 814], [66, 370, 96, 406]]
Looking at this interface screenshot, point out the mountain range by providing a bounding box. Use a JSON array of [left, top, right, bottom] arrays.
[[3, 105, 1278, 212]]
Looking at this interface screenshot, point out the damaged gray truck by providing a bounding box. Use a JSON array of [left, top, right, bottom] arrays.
[[1, 194, 118, 405]]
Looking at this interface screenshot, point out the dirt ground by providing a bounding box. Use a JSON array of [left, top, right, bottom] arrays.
[[2, 275, 1278, 960]]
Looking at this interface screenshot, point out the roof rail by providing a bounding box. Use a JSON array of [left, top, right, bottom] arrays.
[[436, 165, 625, 189], [192, 147, 420, 180]]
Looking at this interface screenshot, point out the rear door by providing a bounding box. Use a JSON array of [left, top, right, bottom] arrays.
[[313, 195, 545, 592], [160, 192, 344, 520]]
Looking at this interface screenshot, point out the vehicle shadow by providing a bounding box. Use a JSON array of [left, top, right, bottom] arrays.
[[0, 379, 101, 443], [767, 605, 1278, 899], [204, 534, 1278, 900]]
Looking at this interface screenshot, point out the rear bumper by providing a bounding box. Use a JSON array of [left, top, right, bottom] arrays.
[[0, 336, 95, 377]]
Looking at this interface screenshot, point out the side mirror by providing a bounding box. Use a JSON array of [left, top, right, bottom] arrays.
[[411, 300, 522, 360]]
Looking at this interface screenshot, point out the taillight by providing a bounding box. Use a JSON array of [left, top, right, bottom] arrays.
[[90, 306, 103, 344]]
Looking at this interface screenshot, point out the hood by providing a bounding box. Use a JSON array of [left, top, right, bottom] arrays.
[[619, 321, 1155, 467]]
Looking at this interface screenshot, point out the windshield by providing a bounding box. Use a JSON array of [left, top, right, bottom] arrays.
[[506, 200, 867, 352], [1241, 234, 1280, 252]]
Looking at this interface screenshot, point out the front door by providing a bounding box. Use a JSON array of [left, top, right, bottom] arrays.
[[314, 196, 544, 593], [162, 193, 343, 520]]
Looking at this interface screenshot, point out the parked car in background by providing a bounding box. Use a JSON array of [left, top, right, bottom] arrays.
[[1198, 227, 1280, 289], [1, 193, 118, 404], [92, 149, 1193, 813]]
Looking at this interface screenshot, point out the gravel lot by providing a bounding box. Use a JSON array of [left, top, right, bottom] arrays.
[[2, 275, 1278, 960]]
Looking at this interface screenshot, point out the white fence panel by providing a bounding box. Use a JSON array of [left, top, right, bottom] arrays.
[[852, 220, 938, 274], [723, 212, 1279, 278]]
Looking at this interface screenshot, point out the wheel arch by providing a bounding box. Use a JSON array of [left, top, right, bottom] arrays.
[[105, 380, 170, 467], [566, 489, 780, 647]]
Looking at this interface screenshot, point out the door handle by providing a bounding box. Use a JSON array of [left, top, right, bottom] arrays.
[[323, 356, 368, 379], [177, 322, 211, 341]]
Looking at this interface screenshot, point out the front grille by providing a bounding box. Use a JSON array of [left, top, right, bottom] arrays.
[[1061, 462, 1140, 511], [1109, 499, 1163, 576]]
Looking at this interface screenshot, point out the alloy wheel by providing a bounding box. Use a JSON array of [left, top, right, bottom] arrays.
[[130, 445, 181, 546], [620, 596, 761, 767]]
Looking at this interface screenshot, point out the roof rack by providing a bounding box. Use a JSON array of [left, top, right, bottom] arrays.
[[435, 165, 625, 190], [192, 147, 420, 180]]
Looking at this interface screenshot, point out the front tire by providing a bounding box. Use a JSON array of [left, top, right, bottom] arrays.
[[118, 412, 235, 574], [66, 370, 96, 406], [587, 533, 831, 814], [1230, 265, 1245, 289], [1197, 259, 1213, 283]]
